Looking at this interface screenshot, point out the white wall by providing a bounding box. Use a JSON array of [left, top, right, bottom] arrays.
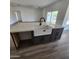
[[62, 6, 69, 31], [62, 6, 69, 26], [43, 0, 69, 26], [10, 5, 43, 23]]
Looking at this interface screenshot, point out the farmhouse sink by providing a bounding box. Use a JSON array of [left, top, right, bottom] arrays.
[[34, 25, 52, 36], [39, 25, 50, 29]]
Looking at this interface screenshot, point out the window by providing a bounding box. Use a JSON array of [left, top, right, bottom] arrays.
[[46, 11, 58, 25]]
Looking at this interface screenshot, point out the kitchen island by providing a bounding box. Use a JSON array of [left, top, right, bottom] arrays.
[[10, 22, 64, 49]]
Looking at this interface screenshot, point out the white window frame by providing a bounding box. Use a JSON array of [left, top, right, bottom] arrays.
[[46, 11, 58, 25]]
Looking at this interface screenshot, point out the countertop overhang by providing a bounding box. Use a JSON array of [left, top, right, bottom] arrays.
[[10, 22, 63, 33]]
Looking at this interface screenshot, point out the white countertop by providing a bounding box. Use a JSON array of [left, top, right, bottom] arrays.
[[10, 22, 35, 32], [10, 22, 63, 32], [10, 22, 46, 32], [10, 22, 63, 36]]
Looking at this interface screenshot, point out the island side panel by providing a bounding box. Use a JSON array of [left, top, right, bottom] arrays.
[[10, 33, 20, 49]]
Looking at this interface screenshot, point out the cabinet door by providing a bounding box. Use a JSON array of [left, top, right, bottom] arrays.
[[55, 28, 64, 39], [51, 28, 64, 41], [43, 35, 51, 43], [33, 36, 43, 44], [33, 35, 51, 44]]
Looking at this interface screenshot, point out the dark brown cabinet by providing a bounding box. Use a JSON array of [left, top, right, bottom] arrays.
[[33, 36, 42, 44], [11, 28, 64, 49], [50, 28, 64, 41], [33, 35, 51, 44]]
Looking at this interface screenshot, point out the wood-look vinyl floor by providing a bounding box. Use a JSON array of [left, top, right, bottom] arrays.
[[11, 31, 69, 59]]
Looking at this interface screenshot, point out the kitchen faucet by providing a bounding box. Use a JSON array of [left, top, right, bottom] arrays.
[[39, 17, 46, 26]]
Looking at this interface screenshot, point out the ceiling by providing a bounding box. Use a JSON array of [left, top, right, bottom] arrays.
[[10, 0, 61, 8]]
